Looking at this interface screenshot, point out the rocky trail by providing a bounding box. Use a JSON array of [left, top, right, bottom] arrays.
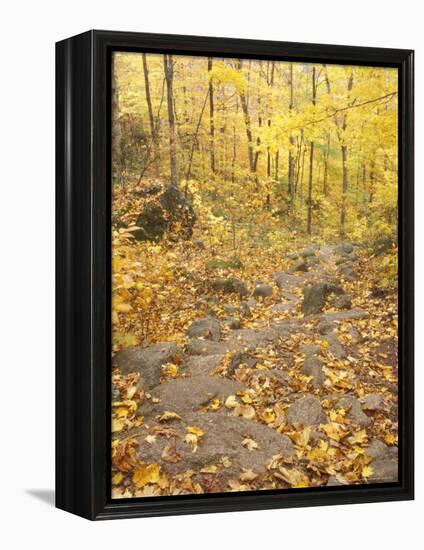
[[111, 242, 398, 497]]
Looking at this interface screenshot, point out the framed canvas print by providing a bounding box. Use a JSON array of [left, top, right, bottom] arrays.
[[56, 30, 414, 520]]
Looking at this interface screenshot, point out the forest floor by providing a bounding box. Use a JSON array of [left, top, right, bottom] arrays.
[[111, 223, 398, 498]]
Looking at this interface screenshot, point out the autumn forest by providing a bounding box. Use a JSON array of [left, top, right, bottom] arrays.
[[111, 53, 399, 498]]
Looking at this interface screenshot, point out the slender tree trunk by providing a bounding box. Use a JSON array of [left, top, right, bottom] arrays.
[[111, 54, 123, 185], [322, 133, 330, 196], [266, 61, 275, 178], [142, 53, 160, 177], [164, 54, 178, 187], [307, 66, 316, 234], [339, 73, 354, 235], [299, 147, 306, 207], [307, 141, 314, 235], [288, 63, 295, 204], [275, 150, 279, 180], [236, 60, 255, 175], [207, 58, 216, 175]]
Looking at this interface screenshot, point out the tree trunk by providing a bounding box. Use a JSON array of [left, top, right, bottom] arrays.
[[307, 141, 314, 235], [236, 60, 255, 175], [339, 73, 354, 235], [207, 58, 216, 175], [164, 54, 178, 187], [111, 54, 123, 185], [142, 53, 160, 177], [322, 133, 330, 196], [288, 63, 294, 204], [307, 66, 316, 234]]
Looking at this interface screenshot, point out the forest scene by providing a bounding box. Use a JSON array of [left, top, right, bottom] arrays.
[[111, 52, 399, 498]]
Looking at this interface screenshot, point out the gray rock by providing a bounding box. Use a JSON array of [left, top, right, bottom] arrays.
[[272, 302, 297, 314], [286, 396, 327, 426], [134, 185, 196, 242], [286, 252, 299, 260], [273, 272, 301, 291], [335, 242, 354, 255], [253, 284, 273, 298], [300, 356, 325, 388], [299, 344, 320, 356], [322, 309, 368, 322], [301, 248, 316, 258], [187, 339, 241, 356], [259, 369, 289, 385], [329, 294, 352, 310], [187, 316, 221, 341], [362, 393, 385, 411], [290, 261, 309, 273], [113, 342, 182, 389], [316, 319, 334, 335], [365, 440, 390, 460], [301, 282, 344, 315], [193, 239, 205, 249], [321, 332, 346, 359], [147, 377, 245, 415], [336, 396, 372, 427], [184, 354, 224, 378], [137, 412, 294, 480], [226, 316, 242, 330], [228, 352, 258, 374], [211, 277, 248, 297], [368, 459, 398, 483], [338, 263, 357, 280], [224, 303, 238, 315], [246, 297, 257, 307]]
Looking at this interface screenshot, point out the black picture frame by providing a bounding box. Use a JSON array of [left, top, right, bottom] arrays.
[[56, 30, 414, 521]]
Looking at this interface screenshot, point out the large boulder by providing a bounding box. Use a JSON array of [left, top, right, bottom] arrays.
[[336, 396, 372, 427], [252, 284, 273, 299], [144, 376, 245, 415], [211, 277, 248, 297], [187, 316, 221, 341], [133, 185, 196, 241], [286, 396, 327, 426], [368, 459, 398, 483], [300, 356, 325, 388], [112, 342, 182, 389], [136, 412, 294, 482], [335, 242, 354, 255], [301, 282, 344, 315]]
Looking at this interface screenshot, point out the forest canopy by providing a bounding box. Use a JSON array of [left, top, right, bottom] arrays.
[[112, 53, 398, 243]]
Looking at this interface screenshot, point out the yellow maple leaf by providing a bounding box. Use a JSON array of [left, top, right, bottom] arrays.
[[132, 464, 161, 488], [362, 465, 374, 479], [186, 426, 204, 438]]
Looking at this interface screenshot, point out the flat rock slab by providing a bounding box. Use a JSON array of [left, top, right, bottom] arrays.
[[187, 339, 242, 356], [286, 396, 327, 426], [137, 411, 294, 481], [113, 342, 182, 388], [321, 309, 369, 322], [145, 376, 245, 415], [184, 354, 224, 377], [368, 458, 398, 483], [187, 317, 221, 341]]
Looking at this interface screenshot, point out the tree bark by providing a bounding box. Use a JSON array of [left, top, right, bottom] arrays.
[[236, 60, 255, 175], [307, 141, 314, 235], [288, 63, 295, 204], [164, 54, 178, 187], [207, 58, 216, 175], [307, 66, 316, 234], [339, 73, 354, 235], [142, 53, 160, 177]]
